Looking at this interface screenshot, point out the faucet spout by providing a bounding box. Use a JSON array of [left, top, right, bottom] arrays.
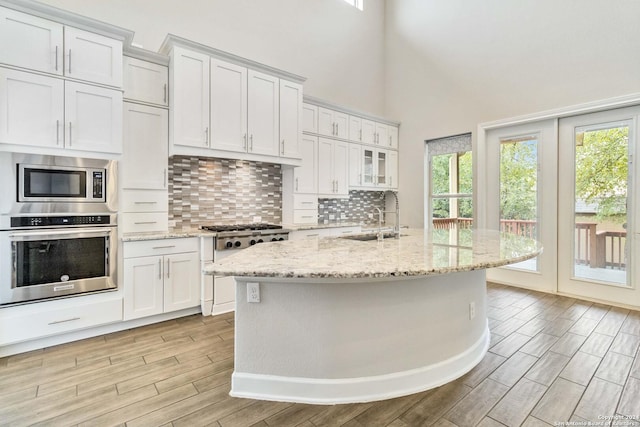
[[386, 191, 400, 236]]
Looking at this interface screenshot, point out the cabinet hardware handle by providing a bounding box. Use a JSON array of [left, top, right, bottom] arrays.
[[152, 245, 176, 249], [359, 173, 362, 185], [68, 49, 71, 73], [336, 123, 339, 135], [307, 233, 319, 237], [332, 123, 336, 136], [204, 127, 209, 145], [158, 258, 162, 279], [55, 45, 58, 71], [56, 120, 60, 145], [389, 136, 392, 146], [281, 139, 285, 155], [134, 201, 157, 205], [163, 169, 167, 188], [295, 177, 299, 191], [48, 317, 80, 325], [134, 221, 158, 225], [250, 134, 253, 151], [301, 216, 314, 219], [68, 122, 72, 146], [166, 258, 171, 278], [243, 133, 247, 150], [360, 128, 362, 141], [163, 84, 167, 103], [301, 201, 313, 205]]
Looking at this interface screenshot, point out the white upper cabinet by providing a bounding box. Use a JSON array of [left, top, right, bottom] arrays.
[[0, 8, 122, 87], [349, 116, 362, 143], [64, 27, 122, 87], [170, 47, 210, 148], [388, 125, 399, 150], [318, 107, 348, 139], [302, 103, 318, 133], [122, 102, 168, 190], [0, 8, 63, 75], [375, 122, 388, 146], [361, 119, 376, 145], [0, 68, 63, 148], [64, 81, 122, 153], [247, 69, 279, 156], [348, 143, 362, 187], [279, 79, 302, 158], [123, 57, 168, 106], [0, 67, 121, 154], [210, 58, 247, 153], [295, 135, 318, 194], [318, 137, 348, 197]]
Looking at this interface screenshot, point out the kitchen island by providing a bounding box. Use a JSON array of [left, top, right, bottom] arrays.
[[204, 228, 541, 404]]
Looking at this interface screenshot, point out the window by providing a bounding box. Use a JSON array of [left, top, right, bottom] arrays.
[[343, 0, 364, 11], [427, 133, 473, 229]]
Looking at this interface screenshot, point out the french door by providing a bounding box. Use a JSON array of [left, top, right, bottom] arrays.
[[558, 107, 640, 306], [483, 107, 640, 307], [484, 120, 557, 293]]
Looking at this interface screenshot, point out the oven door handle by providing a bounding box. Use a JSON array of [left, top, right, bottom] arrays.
[[8, 228, 113, 241]]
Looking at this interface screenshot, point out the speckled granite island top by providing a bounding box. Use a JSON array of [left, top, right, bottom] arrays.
[[204, 228, 542, 279]]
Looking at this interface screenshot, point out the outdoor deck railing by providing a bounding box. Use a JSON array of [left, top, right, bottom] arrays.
[[432, 218, 627, 270]]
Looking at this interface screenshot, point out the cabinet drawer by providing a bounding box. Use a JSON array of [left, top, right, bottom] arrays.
[[124, 237, 199, 258], [120, 212, 168, 234], [293, 210, 318, 224], [121, 189, 168, 212], [293, 194, 318, 210], [0, 298, 122, 345]]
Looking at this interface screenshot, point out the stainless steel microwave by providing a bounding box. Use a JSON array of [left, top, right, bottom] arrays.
[[18, 163, 107, 203]]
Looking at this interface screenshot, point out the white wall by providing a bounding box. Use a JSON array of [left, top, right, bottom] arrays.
[[385, 0, 640, 227], [38, 0, 386, 115]]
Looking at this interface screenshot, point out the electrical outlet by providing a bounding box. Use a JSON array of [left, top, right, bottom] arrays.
[[469, 301, 476, 320], [247, 282, 260, 303]]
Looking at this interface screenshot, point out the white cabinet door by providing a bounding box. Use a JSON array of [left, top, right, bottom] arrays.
[[295, 135, 318, 193], [361, 119, 376, 145], [334, 140, 349, 195], [171, 47, 210, 148], [279, 79, 302, 158], [376, 149, 388, 187], [64, 27, 122, 87], [122, 102, 168, 189], [210, 58, 247, 153], [349, 116, 362, 142], [348, 143, 362, 187], [318, 107, 334, 137], [0, 8, 63, 75], [124, 255, 164, 320], [247, 70, 279, 156], [388, 125, 399, 150], [0, 68, 63, 148], [302, 103, 318, 133], [362, 146, 375, 187], [388, 150, 398, 189], [375, 122, 388, 146], [65, 81, 123, 154], [318, 137, 334, 194], [334, 112, 349, 139], [163, 252, 200, 312], [123, 57, 168, 106]]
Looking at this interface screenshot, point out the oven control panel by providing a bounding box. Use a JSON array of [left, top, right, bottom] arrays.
[[10, 215, 111, 228]]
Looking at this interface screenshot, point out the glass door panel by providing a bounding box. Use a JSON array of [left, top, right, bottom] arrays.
[[377, 151, 387, 186], [363, 148, 374, 185], [500, 135, 539, 271], [430, 151, 473, 229], [572, 122, 628, 285], [558, 106, 640, 306]]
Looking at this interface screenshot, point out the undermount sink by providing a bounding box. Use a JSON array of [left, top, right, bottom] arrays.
[[340, 232, 404, 241]]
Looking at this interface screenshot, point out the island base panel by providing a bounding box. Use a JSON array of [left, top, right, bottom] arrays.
[[231, 270, 489, 404]]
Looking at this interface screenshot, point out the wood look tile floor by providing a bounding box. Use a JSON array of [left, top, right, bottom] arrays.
[[2, 283, 640, 427]]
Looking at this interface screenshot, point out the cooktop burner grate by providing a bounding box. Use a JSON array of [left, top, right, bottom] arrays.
[[199, 223, 283, 233]]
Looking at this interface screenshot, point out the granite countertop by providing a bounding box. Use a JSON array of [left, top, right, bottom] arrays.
[[121, 227, 216, 242], [204, 228, 542, 279]]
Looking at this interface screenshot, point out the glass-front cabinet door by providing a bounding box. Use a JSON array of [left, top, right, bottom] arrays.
[[376, 150, 387, 186], [362, 148, 374, 186]]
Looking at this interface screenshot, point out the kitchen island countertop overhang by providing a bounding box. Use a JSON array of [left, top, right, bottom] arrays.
[[204, 228, 542, 405]]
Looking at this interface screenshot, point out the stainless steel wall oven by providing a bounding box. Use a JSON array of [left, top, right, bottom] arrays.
[[0, 153, 118, 306]]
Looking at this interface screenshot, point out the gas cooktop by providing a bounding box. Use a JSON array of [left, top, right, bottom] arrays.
[[199, 223, 283, 233]]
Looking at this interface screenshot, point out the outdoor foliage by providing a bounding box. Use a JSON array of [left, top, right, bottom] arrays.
[[575, 127, 628, 221], [500, 140, 537, 221]]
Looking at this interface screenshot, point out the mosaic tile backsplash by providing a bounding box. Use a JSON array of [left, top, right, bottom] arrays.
[[169, 156, 282, 228], [319, 191, 386, 226]]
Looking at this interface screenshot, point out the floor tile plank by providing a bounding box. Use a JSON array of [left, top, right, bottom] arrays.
[[531, 378, 584, 424], [443, 378, 509, 427], [488, 378, 547, 427], [573, 378, 622, 422]]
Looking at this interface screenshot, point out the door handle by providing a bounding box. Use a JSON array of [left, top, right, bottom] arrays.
[[166, 258, 170, 278], [158, 258, 162, 280], [295, 177, 299, 191], [163, 84, 167, 103], [332, 123, 336, 136], [250, 134, 253, 151], [243, 133, 247, 150], [55, 45, 58, 71]]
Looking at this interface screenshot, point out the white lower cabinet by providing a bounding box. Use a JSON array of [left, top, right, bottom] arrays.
[[123, 238, 200, 320], [0, 296, 122, 346]]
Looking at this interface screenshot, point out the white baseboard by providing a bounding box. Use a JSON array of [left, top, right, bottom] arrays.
[[230, 323, 489, 405]]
